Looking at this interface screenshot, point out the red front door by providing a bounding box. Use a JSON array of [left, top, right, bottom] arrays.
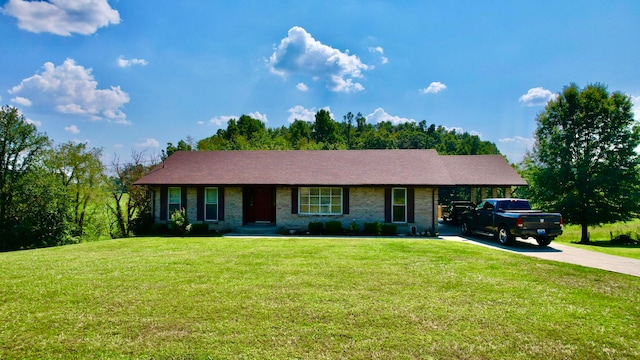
[[244, 187, 275, 224]]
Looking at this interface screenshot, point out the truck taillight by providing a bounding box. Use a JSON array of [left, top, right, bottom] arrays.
[[516, 218, 524, 228], [560, 217, 563, 228]]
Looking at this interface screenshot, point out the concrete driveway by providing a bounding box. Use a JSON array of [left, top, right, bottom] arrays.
[[438, 220, 640, 277]]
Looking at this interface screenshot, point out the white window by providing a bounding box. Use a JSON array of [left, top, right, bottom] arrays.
[[299, 187, 342, 215], [168, 187, 181, 219], [392, 188, 406, 223], [205, 187, 218, 221]]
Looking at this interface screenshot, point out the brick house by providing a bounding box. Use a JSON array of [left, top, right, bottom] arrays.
[[134, 149, 527, 234]]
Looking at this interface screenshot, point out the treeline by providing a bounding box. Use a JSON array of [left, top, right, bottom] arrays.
[[0, 106, 153, 251], [168, 110, 500, 156]]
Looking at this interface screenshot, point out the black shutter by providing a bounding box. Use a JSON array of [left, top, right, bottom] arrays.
[[181, 186, 188, 211], [218, 187, 225, 221], [291, 187, 298, 214], [407, 187, 415, 223], [160, 187, 168, 220], [197, 187, 204, 221], [342, 187, 349, 214], [384, 188, 391, 223]]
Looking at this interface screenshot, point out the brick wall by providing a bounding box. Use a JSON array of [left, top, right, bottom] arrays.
[[152, 186, 243, 231], [276, 186, 438, 234], [152, 185, 439, 234]]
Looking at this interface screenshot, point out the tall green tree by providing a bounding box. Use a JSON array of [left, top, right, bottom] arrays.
[[11, 167, 71, 249], [520, 83, 640, 243], [313, 109, 344, 148], [0, 106, 69, 250], [343, 112, 354, 149], [47, 142, 108, 239]]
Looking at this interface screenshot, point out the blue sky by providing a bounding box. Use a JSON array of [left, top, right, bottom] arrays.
[[1, 0, 639, 164]]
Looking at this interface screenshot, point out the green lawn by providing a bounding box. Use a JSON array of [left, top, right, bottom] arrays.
[[555, 219, 640, 259], [1, 237, 638, 359]]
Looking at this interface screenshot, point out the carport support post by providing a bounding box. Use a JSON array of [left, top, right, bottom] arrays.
[[504, 187, 512, 198], [481, 187, 489, 200], [491, 187, 498, 198], [471, 187, 478, 203]]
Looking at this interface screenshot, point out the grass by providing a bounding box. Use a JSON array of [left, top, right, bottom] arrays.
[[1, 237, 639, 359], [555, 219, 640, 260]]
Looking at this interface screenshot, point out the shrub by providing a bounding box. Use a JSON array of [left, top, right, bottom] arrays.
[[170, 209, 191, 236], [325, 221, 343, 235], [190, 223, 210, 236], [308, 222, 324, 234], [348, 221, 359, 233], [364, 222, 382, 235], [152, 223, 169, 235], [381, 223, 397, 236], [131, 213, 154, 236]]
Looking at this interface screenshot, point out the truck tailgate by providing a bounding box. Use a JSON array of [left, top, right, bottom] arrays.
[[519, 214, 562, 229]]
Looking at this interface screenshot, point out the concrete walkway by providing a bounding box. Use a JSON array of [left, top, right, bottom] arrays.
[[441, 235, 640, 277]]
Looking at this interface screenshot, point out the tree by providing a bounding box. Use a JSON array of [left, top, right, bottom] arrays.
[[520, 83, 640, 243], [47, 142, 108, 239], [0, 106, 53, 249], [108, 151, 155, 238], [288, 119, 314, 149], [166, 139, 193, 157], [343, 112, 354, 149], [11, 166, 72, 249], [312, 109, 344, 148]]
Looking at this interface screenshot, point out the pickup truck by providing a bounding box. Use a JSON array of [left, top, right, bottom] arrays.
[[460, 198, 563, 246]]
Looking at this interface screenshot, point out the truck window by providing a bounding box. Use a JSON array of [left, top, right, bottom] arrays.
[[497, 200, 532, 211]]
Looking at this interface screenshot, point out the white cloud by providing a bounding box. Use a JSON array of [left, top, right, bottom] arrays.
[[207, 112, 268, 126], [247, 112, 269, 123], [368, 46, 389, 64], [117, 56, 148, 68], [631, 95, 640, 121], [443, 126, 464, 134], [25, 118, 41, 127], [2, 0, 120, 36], [64, 125, 80, 134], [9, 59, 130, 124], [267, 26, 370, 93], [136, 138, 160, 148], [499, 136, 535, 147], [366, 108, 415, 125], [420, 82, 447, 94], [287, 105, 332, 123], [208, 115, 235, 126], [296, 82, 308, 91], [11, 96, 32, 106], [519, 87, 554, 106], [498, 136, 535, 163]]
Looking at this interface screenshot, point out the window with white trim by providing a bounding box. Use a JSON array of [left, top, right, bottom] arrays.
[[392, 188, 407, 223], [168, 187, 181, 219], [299, 187, 342, 215], [205, 187, 218, 221]]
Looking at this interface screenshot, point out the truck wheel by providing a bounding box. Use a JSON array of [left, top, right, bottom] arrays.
[[536, 237, 551, 247], [497, 226, 513, 245], [461, 222, 471, 236]]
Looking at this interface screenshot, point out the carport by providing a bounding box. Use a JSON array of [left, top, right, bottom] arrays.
[[437, 155, 529, 231]]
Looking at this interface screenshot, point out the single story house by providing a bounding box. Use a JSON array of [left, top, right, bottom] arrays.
[[134, 149, 527, 234]]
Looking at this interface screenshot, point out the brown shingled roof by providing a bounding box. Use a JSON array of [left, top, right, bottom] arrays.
[[134, 150, 527, 187], [440, 155, 528, 186]]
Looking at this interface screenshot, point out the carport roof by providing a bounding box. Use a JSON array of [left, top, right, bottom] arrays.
[[135, 150, 527, 187], [440, 155, 528, 186]]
